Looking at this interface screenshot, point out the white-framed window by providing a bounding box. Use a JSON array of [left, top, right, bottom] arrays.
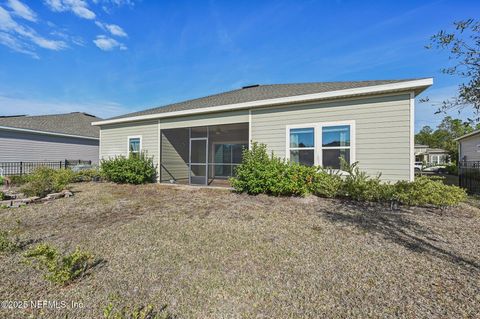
[[286, 121, 355, 169], [288, 127, 315, 166], [127, 136, 142, 156]]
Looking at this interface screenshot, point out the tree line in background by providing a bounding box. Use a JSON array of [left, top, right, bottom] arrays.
[[415, 18, 479, 164], [415, 116, 480, 162]]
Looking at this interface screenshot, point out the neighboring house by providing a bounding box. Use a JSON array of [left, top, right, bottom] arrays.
[[455, 130, 480, 162], [0, 112, 101, 163], [94, 78, 433, 185], [414, 144, 450, 165]]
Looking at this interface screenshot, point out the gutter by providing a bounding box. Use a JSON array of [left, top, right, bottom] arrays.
[[0, 125, 99, 141], [92, 78, 434, 126]]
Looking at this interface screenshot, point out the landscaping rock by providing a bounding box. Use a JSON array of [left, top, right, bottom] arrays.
[[62, 190, 73, 198], [21, 197, 40, 204], [45, 192, 64, 200]]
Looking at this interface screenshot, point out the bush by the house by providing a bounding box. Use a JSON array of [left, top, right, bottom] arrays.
[[101, 153, 157, 184], [393, 176, 466, 207], [23, 244, 94, 285], [230, 142, 467, 207], [339, 159, 397, 202], [311, 169, 343, 198], [9, 174, 27, 186], [21, 167, 74, 198], [230, 143, 317, 196], [73, 168, 102, 182], [0, 175, 4, 186]]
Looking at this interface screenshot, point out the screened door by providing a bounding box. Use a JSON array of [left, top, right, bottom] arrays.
[[190, 138, 208, 185]]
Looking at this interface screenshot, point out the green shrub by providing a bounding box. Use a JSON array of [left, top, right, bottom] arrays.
[[445, 163, 458, 175], [394, 176, 467, 207], [0, 230, 20, 253], [73, 168, 102, 182], [0, 175, 4, 185], [268, 161, 318, 196], [230, 142, 272, 194], [23, 244, 94, 285], [21, 167, 74, 197], [230, 143, 317, 196], [339, 160, 390, 202], [9, 175, 27, 186], [101, 153, 157, 184], [231, 143, 466, 207], [311, 169, 343, 198]]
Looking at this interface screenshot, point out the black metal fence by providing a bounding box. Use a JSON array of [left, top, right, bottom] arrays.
[[459, 161, 480, 194], [0, 160, 92, 176]]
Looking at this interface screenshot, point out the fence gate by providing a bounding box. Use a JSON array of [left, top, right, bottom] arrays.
[[459, 161, 480, 194]]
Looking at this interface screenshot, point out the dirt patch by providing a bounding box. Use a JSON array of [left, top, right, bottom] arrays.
[[0, 182, 479, 318]]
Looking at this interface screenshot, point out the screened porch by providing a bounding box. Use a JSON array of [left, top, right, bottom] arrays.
[[160, 123, 249, 186]]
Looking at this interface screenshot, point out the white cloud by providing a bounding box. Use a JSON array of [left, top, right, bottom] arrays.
[[0, 31, 38, 58], [95, 21, 127, 37], [44, 0, 96, 20], [92, 0, 136, 7], [93, 34, 126, 50], [7, 0, 37, 22], [0, 6, 67, 54]]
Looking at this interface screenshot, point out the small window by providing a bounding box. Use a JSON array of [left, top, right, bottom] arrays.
[[289, 127, 315, 166], [128, 137, 141, 156]]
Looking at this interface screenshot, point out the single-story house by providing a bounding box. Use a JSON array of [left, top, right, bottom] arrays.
[[455, 129, 480, 162], [414, 144, 450, 165], [0, 112, 100, 164], [93, 78, 433, 185]]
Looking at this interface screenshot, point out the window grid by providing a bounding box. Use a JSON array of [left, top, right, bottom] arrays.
[[286, 121, 355, 168]]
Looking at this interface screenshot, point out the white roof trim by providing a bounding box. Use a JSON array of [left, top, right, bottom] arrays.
[[0, 125, 99, 140], [455, 129, 480, 141], [93, 78, 433, 126]]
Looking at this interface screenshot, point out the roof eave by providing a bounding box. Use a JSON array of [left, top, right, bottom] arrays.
[[0, 125, 99, 140], [93, 78, 433, 126], [455, 130, 480, 141]]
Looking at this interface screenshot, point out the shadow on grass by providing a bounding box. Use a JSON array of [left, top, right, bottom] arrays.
[[321, 201, 480, 272]]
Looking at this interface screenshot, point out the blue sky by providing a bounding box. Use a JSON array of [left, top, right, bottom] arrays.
[[0, 0, 478, 131]]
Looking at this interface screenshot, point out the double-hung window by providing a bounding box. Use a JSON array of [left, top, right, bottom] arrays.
[[289, 127, 315, 166], [287, 121, 354, 169], [128, 136, 141, 156], [321, 125, 351, 169]]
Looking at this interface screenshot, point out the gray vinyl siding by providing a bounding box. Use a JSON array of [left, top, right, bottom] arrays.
[[459, 134, 480, 161], [160, 110, 249, 130], [251, 93, 412, 182], [0, 129, 99, 163], [100, 120, 159, 169], [98, 93, 413, 183]]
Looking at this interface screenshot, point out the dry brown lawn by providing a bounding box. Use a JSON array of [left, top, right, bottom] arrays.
[[1, 182, 479, 318]]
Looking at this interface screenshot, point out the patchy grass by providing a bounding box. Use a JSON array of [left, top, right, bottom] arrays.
[[0, 182, 479, 318]]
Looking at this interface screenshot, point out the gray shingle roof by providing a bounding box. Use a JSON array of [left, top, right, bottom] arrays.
[[0, 112, 101, 138], [107, 79, 424, 120]]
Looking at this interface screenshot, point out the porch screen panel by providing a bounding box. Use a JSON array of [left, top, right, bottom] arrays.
[[208, 123, 249, 182], [160, 128, 189, 183]]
